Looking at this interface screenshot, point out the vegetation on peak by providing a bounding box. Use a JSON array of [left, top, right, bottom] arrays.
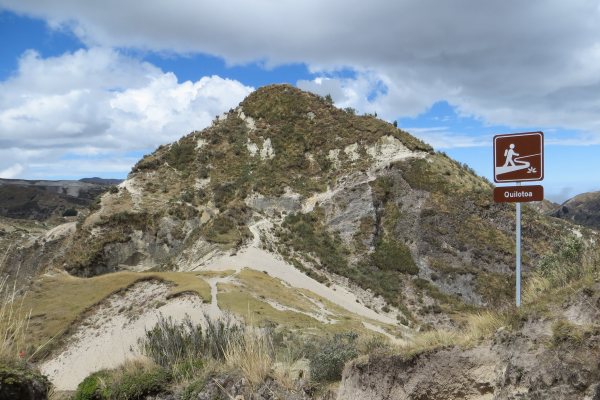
[[133, 83, 433, 199], [241, 84, 432, 152]]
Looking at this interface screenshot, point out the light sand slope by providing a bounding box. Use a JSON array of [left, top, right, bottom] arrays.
[[40, 281, 208, 391], [197, 219, 397, 325]]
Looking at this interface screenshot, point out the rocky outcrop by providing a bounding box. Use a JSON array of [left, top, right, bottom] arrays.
[[339, 318, 600, 400], [182, 373, 336, 400], [339, 347, 497, 400], [0, 364, 50, 400]]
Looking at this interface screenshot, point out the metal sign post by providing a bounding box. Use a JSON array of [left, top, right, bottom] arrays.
[[515, 182, 521, 307], [493, 132, 544, 308]]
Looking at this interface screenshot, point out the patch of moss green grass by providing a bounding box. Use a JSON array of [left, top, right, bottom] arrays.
[[217, 282, 328, 330], [236, 269, 324, 315], [73, 370, 111, 400], [195, 270, 236, 279], [216, 269, 397, 337], [237, 269, 397, 334]]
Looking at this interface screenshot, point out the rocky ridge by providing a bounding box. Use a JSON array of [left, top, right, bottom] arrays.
[[338, 278, 600, 400]]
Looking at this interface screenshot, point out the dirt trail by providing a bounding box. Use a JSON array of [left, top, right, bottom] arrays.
[[197, 219, 397, 325], [206, 275, 234, 318]]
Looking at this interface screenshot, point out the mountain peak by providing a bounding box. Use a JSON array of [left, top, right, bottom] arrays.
[[240, 83, 339, 123], [32, 84, 579, 322]]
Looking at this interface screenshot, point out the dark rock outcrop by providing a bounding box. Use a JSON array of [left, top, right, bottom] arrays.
[[0, 364, 50, 400]]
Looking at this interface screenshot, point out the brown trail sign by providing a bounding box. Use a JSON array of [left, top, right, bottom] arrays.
[[494, 185, 544, 203], [494, 131, 543, 183], [492, 131, 544, 308]]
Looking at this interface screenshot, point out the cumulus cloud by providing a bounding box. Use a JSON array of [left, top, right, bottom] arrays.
[[297, 73, 448, 122], [401, 127, 489, 149], [0, 48, 253, 177], [2, 0, 600, 181], [3, 0, 600, 139]]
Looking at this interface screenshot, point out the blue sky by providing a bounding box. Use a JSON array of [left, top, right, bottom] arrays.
[[1, 2, 599, 203]]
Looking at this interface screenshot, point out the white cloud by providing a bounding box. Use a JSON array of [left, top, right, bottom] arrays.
[[4, 0, 599, 138], [401, 127, 489, 149], [0, 48, 253, 177], [0, 163, 24, 179], [297, 73, 449, 122], [26, 155, 140, 180]]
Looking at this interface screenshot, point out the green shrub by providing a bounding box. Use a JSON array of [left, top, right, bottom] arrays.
[[203, 215, 245, 245], [372, 238, 418, 275], [133, 154, 163, 172], [280, 212, 349, 275], [212, 183, 237, 209], [539, 236, 585, 286], [73, 370, 110, 400], [308, 332, 358, 382], [166, 140, 195, 172], [89, 197, 101, 211], [180, 189, 194, 203], [358, 335, 391, 355], [140, 314, 242, 368], [110, 364, 171, 400], [140, 315, 204, 368], [203, 314, 243, 360]]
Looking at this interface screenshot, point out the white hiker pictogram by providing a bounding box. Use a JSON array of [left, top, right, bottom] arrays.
[[503, 144, 519, 167], [496, 143, 539, 176]]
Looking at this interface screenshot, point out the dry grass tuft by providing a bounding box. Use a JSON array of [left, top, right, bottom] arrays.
[[224, 327, 274, 386], [0, 274, 30, 364], [463, 311, 507, 342], [110, 356, 157, 383], [524, 237, 600, 304], [399, 329, 459, 358], [398, 310, 509, 358]]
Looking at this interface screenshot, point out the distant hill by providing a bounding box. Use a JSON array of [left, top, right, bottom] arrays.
[[0, 178, 121, 221], [553, 190, 600, 230], [79, 177, 124, 185]]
